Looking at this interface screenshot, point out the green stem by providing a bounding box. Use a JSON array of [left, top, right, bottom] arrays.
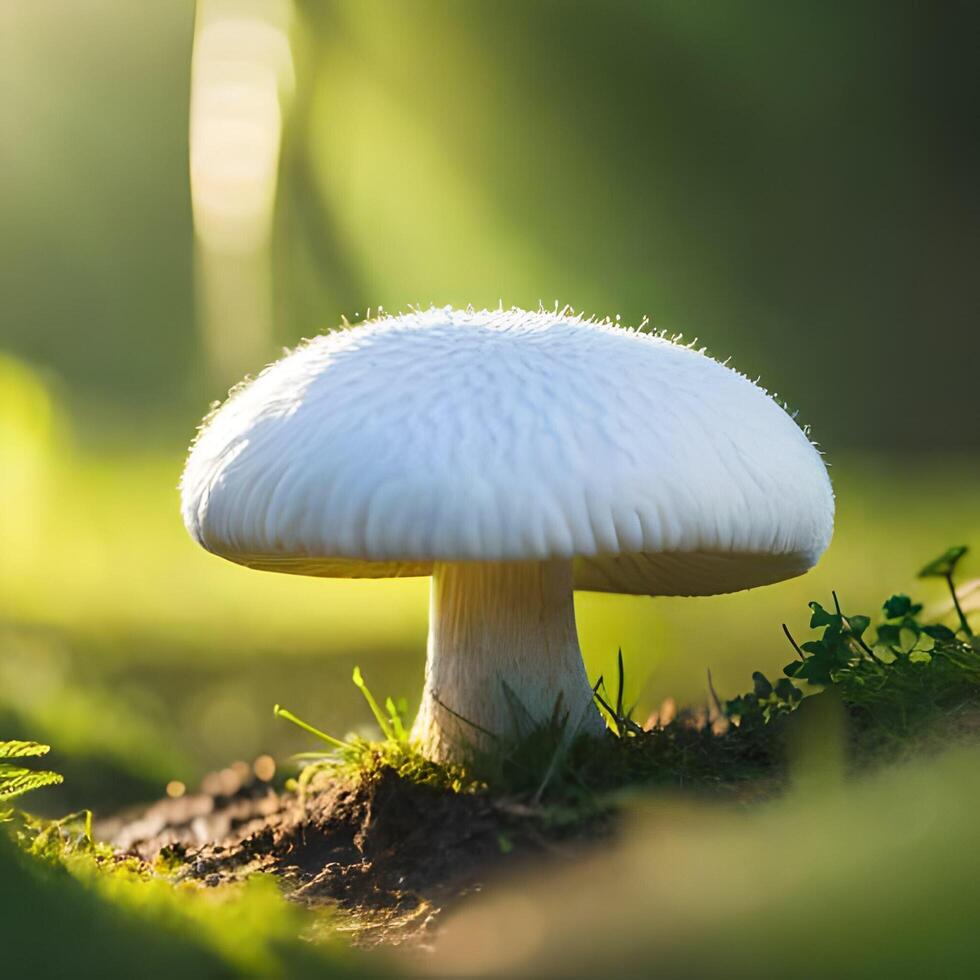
[[947, 573, 973, 636]]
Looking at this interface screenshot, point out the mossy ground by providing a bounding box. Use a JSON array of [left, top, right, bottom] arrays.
[[7, 547, 978, 951]]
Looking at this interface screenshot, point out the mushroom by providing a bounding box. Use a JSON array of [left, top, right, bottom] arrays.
[[181, 307, 834, 761]]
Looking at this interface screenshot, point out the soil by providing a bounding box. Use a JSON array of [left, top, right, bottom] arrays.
[[96, 763, 608, 947], [96, 698, 980, 947]]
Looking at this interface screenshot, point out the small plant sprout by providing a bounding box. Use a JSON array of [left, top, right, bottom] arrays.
[[918, 545, 973, 637], [275, 670, 479, 795], [181, 307, 834, 762]]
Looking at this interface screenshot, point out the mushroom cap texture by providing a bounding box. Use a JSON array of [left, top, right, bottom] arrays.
[[181, 307, 834, 596]]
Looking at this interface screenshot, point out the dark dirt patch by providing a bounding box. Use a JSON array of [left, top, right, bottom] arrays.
[[98, 765, 609, 947], [95, 761, 283, 861]]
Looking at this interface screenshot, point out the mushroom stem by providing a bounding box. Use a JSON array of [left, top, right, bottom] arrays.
[[411, 560, 606, 762]]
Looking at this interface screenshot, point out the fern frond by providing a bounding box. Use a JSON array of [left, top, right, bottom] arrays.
[[0, 765, 64, 802], [0, 740, 53, 759]]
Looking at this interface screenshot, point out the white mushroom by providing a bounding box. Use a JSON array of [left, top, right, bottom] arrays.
[[181, 307, 834, 761]]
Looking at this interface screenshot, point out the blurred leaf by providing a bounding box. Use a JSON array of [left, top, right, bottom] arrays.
[[774, 678, 802, 702], [872, 644, 897, 665], [883, 594, 922, 619], [752, 672, 773, 698], [899, 627, 920, 654], [918, 546, 969, 579], [809, 602, 841, 630], [876, 624, 902, 646]]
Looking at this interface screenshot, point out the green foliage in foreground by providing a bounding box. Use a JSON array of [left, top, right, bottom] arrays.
[[0, 746, 376, 976], [728, 545, 979, 751], [0, 829, 372, 979], [433, 743, 980, 980], [279, 545, 978, 811]]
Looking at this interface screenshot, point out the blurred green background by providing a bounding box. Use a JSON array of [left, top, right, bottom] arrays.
[[2, 0, 977, 812]]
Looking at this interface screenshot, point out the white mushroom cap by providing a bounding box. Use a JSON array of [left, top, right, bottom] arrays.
[[181, 307, 834, 597]]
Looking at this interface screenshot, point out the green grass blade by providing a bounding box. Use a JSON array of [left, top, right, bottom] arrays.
[[352, 667, 395, 741], [273, 705, 352, 751], [385, 697, 408, 742], [615, 648, 626, 722]]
